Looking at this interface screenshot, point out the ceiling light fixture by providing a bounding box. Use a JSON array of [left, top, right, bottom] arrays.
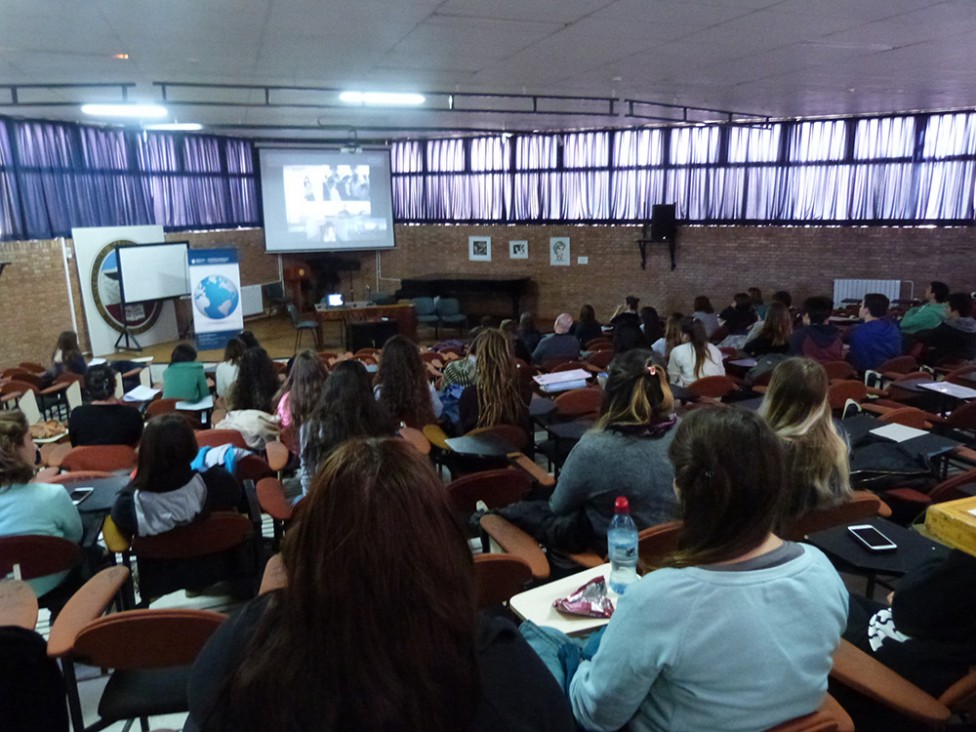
[[81, 103, 167, 118], [339, 91, 425, 106], [143, 122, 204, 131]]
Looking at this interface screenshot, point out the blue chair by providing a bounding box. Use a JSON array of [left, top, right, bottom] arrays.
[[436, 297, 467, 337], [412, 297, 439, 335], [287, 303, 320, 352]]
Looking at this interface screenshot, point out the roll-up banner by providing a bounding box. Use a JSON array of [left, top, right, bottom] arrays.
[[187, 248, 244, 351]]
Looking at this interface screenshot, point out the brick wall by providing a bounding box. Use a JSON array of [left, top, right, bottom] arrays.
[[3, 223, 975, 366]]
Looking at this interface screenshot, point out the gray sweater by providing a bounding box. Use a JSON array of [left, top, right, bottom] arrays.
[[548, 426, 679, 541]]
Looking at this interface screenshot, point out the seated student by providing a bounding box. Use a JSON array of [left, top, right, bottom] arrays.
[[516, 312, 542, 355], [374, 335, 442, 428], [789, 296, 844, 363], [531, 313, 581, 367], [226, 347, 279, 413], [214, 337, 246, 401], [0, 410, 83, 598], [441, 331, 482, 388], [915, 291, 976, 365], [459, 329, 530, 436], [691, 296, 720, 339], [900, 280, 950, 335], [638, 306, 663, 345], [273, 350, 327, 453], [568, 407, 848, 732], [613, 319, 649, 354], [718, 292, 758, 335], [110, 415, 241, 538], [848, 293, 902, 373], [185, 438, 575, 732], [743, 301, 792, 356], [757, 358, 853, 523], [843, 549, 976, 700], [161, 343, 210, 402], [651, 313, 683, 359], [499, 319, 531, 363], [67, 364, 143, 447], [299, 361, 396, 496], [507, 350, 678, 554], [748, 286, 767, 320], [666, 317, 725, 387], [609, 295, 641, 327], [571, 304, 604, 348], [39, 330, 87, 388]]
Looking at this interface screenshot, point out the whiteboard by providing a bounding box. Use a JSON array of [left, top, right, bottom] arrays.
[[116, 241, 190, 304]]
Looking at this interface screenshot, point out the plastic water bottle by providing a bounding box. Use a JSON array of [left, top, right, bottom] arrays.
[[607, 496, 639, 594]]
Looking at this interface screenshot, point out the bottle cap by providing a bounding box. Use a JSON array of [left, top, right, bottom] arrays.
[[614, 496, 629, 513]]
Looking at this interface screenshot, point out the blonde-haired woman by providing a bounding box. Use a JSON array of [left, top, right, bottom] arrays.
[[758, 357, 852, 521], [458, 328, 528, 435]]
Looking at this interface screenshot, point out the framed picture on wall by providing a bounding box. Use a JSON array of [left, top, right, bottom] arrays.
[[469, 236, 491, 262], [509, 240, 528, 259], [550, 237, 570, 266]]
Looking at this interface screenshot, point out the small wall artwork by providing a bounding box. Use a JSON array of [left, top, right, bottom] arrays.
[[509, 240, 528, 259], [468, 236, 491, 262], [549, 237, 570, 266]]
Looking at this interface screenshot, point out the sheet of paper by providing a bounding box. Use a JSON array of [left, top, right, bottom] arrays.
[[533, 369, 591, 386], [175, 394, 214, 410], [123, 385, 161, 402], [869, 423, 929, 443], [918, 381, 976, 400]]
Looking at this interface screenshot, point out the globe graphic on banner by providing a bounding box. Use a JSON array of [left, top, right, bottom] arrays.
[[194, 275, 239, 320]]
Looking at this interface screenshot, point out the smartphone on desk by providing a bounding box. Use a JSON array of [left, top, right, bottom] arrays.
[[848, 524, 897, 552], [68, 487, 94, 506]]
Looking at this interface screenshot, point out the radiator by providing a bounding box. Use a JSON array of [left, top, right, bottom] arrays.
[[241, 284, 264, 317], [832, 279, 902, 305]]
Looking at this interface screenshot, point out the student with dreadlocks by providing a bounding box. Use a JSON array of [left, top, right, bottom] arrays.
[[498, 349, 679, 554], [458, 328, 529, 436]]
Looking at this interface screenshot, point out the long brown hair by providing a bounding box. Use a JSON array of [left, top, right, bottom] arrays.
[[132, 415, 197, 491], [680, 317, 716, 378], [754, 301, 793, 347], [596, 349, 674, 431], [474, 329, 525, 428], [0, 410, 35, 486], [274, 350, 326, 430], [663, 312, 685, 356], [54, 330, 82, 366], [666, 407, 786, 567], [228, 347, 279, 413], [375, 335, 435, 428], [758, 358, 852, 518], [213, 438, 479, 731]]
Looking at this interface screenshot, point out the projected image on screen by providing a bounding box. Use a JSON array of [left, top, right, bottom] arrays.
[[261, 149, 395, 253]]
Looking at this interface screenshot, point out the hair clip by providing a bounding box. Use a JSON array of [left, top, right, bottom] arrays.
[[647, 365, 657, 377]]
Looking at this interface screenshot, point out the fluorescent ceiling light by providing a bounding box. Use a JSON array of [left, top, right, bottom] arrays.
[[81, 103, 167, 118], [339, 91, 425, 106], [143, 122, 204, 131]]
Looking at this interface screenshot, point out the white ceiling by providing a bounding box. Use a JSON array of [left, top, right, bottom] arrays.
[[2, 0, 975, 142]]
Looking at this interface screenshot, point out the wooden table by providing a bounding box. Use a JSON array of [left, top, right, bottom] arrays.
[[0, 580, 39, 629], [314, 302, 416, 348], [924, 495, 976, 556]]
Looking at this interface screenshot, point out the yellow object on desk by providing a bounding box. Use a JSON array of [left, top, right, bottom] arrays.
[[924, 495, 976, 556]]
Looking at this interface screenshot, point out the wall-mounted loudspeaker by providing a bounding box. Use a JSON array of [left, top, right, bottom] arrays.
[[650, 204, 677, 242]]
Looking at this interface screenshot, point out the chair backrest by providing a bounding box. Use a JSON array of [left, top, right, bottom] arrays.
[[945, 365, 976, 386], [783, 492, 888, 540], [584, 337, 614, 351], [18, 361, 45, 374], [765, 695, 848, 731], [929, 468, 976, 504], [130, 512, 253, 560], [145, 397, 181, 419], [17, 390, 42, 425], [822, 361, 857, 381], [586, 349, 614, 370], [255, 478, 293, 522], [412, 297, 436, 316], [827, 380, 867, 411], [553, 387, 603, 419], [548, 360, 589, 373], [2, 369, 41, 385], [286, 302, 301, 325], [688, 375, 738, 400], [473, 553, 533, 609], [447, 468, 532, 513], [0, 535, 81, 580], [60, 444, 137, 472], [71, 608, 225, 670], [939, 667, 976, 714], [878, 355, 917, 375], [3, 379, 39, 396], [47, 566, 132, 658], [435, 297, 461, 316], [195, 428, 248, 449], [877, 407, 931, 430], [399, 426, 431, 455], [637, 521, 683, 572]]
